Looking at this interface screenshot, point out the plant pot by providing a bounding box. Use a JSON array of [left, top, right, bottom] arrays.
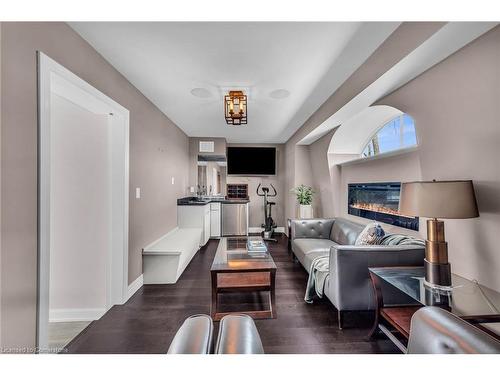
[[298, 204, 313, 219]]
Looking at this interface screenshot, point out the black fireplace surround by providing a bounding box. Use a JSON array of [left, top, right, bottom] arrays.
[[348, 182, 419, 231]]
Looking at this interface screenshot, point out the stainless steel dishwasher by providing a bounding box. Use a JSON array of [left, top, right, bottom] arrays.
[[222, 202, 248, 236]]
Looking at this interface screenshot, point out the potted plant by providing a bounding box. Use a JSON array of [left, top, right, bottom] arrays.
[[291, 184, 314, 219]]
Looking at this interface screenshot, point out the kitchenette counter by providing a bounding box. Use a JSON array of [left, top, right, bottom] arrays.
[[177, 197, 250, 206], [178, 197, 249, 237]]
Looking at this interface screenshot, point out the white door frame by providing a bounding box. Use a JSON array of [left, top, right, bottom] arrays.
[[37, 52, 130, 350]]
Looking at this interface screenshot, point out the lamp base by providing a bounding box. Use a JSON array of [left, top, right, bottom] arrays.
[[424, 259, 451, 287]]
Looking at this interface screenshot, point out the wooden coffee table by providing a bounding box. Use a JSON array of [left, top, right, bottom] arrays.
[[210, 237, 277, 321]]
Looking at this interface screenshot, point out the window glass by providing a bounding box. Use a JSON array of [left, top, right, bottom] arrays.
[[361, 114, 417, 158]]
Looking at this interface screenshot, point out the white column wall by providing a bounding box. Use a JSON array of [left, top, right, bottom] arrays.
[[49, 93, 108, 318]]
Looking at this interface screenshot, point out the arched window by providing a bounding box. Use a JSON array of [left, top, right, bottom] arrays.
[[361, 113, 417, 158]]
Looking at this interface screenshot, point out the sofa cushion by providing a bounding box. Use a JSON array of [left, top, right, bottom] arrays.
[[330, 218, 365, 245], [292, 219, 334, 239], [293, 238, 335, 268]]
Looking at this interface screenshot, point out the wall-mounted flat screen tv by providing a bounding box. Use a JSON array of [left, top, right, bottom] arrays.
[[227, 147, 276, 175]]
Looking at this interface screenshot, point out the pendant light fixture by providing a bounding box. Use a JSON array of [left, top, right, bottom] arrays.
[[224, 90, 247, 125]]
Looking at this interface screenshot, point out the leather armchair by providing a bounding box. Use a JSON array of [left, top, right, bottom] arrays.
[[167, 314, 213, 354], [167, 314, 264, 354], [215, 314, 264, 354], [408, 307, 500, 353]]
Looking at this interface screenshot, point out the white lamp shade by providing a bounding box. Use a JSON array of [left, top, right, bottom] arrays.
[[399, 180, 479, 219]]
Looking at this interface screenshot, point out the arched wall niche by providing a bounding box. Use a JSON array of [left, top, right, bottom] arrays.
[[327, 105, 409, 163], [326, 104, 423, 233]]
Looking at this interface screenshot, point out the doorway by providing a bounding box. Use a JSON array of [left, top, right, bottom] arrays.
[[37, 53, 130, 352]]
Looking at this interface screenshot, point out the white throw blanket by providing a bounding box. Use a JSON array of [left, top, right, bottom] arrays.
[[304, 254, 330, 303]]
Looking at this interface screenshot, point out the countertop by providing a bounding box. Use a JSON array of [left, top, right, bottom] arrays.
[[177, 197, 250, 206]]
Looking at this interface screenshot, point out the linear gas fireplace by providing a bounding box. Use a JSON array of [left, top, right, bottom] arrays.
[[348, 182, 419, 231]]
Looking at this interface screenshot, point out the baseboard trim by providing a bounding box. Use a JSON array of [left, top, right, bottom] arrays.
[[49, 308, 106, 323], [248, 226, 285, 234], [126, 274, 144, 302], [49, 274, 144, 323]]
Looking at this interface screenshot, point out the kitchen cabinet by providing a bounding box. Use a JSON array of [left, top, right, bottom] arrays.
[[210, 202, 221, 237]]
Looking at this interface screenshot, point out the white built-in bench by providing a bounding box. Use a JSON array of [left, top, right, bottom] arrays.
[[142, 227, 202, 284]]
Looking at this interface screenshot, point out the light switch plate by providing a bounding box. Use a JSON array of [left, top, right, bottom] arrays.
[[135, 187, 141, 199], [171, 177, 175, 185]]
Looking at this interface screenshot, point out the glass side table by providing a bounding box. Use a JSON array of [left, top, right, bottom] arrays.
[[368, 266, 500, 352]]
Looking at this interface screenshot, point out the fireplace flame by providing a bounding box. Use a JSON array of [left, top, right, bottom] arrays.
[[349, 203, 414, 218]]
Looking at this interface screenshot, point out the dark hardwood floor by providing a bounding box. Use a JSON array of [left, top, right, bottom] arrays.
[[65, 234, 398, 354]]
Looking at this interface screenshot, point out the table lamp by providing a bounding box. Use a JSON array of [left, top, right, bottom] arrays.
[[399, 180, 479, 287]]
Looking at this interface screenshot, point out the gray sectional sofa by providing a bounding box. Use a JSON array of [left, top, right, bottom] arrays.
[[290, 217, 425, 328]]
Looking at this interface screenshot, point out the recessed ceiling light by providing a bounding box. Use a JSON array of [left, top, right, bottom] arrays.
[[269, 89, 290, 99], [190, 88, 212, 98]]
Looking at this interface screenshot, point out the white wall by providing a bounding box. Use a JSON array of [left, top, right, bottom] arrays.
[[283, 145, 316, 219], [308, 130, 336, 218], [49, 93, 108, 319]]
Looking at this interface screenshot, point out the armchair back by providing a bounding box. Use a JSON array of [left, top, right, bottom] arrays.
[[408, 307, 500, 354]]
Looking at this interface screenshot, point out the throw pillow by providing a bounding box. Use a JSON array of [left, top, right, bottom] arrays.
[[355, 222, 385, 245]]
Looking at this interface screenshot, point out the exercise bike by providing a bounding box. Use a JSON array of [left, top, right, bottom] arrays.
[[256, 183, 277, 241]]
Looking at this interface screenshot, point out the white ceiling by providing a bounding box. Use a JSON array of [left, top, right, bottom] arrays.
[[69, 22, 399, 143]]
